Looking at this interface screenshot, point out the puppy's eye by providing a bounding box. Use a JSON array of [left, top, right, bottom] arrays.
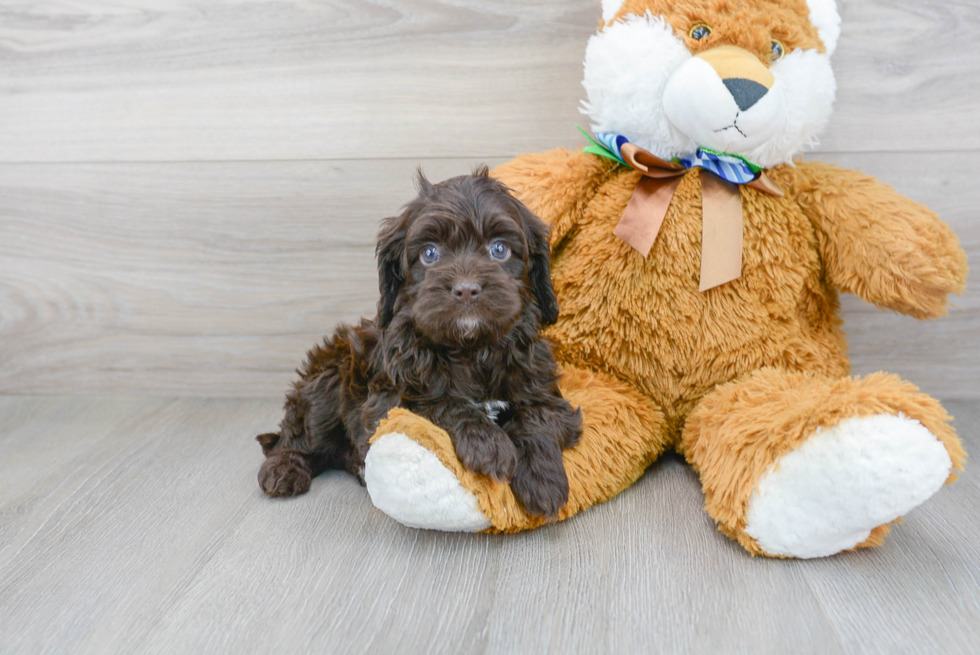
[[689, 24, 712, 40], [419, 244, 440, 265], [488, 240, 511, 261], [770, 39, 785, 61]]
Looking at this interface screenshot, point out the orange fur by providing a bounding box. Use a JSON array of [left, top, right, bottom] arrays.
[[489, 149, 967, 550], [500, 153, 853, 433], [784, 162, 968, 319], [495, 149, 964, 553]]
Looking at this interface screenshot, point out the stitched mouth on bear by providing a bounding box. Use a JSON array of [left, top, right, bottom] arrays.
[[662, 56, 786, 155], [714, 113, 747, 139]]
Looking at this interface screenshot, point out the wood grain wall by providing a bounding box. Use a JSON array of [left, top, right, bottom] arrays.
[[1, 0, 977, 398]]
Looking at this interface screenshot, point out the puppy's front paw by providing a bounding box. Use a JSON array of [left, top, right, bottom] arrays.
[[561, 406, 583, 449], [510, 460, 570, 519], [258, 451, 312, 498], [454, 424, 518, 482]]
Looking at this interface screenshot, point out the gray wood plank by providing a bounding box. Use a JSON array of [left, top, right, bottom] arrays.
[[0, 0, 978, 163], [482, 459, 842, 654], [0, 396, 172, 556], [1, 153, 977, 397], [0, 397, 295, 653], [0, 158, 488, 396], [1, 396, 978, 654]]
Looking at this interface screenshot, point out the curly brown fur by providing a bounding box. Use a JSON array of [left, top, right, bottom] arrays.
[[257, 168, 582, 518]]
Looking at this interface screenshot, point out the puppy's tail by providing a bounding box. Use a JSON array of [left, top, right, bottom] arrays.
[[256, 432, 281, 455]]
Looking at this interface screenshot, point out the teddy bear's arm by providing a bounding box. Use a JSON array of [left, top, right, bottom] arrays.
[[493, 148, 610, 248], [785, 161, 968, 319]]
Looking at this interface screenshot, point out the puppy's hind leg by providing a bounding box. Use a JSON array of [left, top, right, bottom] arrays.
[[258, 448, 315, 498], [257, 372, 351, 498]]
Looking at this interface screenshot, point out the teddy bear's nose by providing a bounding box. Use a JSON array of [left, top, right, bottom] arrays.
[[723, 78, 769, 111]]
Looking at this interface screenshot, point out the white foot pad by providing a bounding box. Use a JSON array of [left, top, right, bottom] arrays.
[[745, 413, 952, 559], [364, 432, 492, 532]]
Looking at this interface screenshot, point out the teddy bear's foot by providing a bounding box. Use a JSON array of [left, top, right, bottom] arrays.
[[364, 367, 670, 533], [364, 430, 492, 532], [744, 413, 951, 558], [683, 368, 966, 558]]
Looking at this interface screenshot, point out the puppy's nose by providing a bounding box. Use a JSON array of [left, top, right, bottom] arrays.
[[452, 280, 481, 304]]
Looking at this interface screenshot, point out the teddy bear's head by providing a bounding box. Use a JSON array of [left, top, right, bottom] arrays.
[[583, 0, 840, 168]]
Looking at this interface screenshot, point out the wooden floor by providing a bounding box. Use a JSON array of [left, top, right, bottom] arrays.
[[1, 395, 978, 654]]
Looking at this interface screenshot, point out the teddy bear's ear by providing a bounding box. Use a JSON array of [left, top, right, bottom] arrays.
[[600, 0, 626, 24], [806, 0, 841, 56]]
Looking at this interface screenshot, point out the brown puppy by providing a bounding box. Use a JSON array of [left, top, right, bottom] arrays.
[[257, 168, 582, 518]]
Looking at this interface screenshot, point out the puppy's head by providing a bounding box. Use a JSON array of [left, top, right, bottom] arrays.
[[376, 167, 557, 346]]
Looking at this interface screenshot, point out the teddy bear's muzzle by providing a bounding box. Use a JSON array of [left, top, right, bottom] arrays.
[[663, 45, 785, 156]]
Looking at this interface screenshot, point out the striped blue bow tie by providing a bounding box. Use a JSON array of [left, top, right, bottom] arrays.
[[591, 132, 762, 185]]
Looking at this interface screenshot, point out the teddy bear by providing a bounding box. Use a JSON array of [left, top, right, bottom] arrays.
[[359, 0, 969, 558]]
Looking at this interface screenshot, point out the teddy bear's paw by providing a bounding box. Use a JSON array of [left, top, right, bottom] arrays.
[[744, 414, 953, 559], [363, 432, 492, 532]]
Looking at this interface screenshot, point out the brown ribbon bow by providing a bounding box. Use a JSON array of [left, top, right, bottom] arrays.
[[612, 143, 784, 292]]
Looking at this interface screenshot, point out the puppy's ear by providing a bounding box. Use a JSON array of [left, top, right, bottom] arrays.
[[376, 212, 408, 329], [514, 199, 559, 325]]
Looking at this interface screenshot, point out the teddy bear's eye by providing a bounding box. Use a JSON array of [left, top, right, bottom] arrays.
[[770, 39, 785, 61], [689, 24, 712, 41]]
